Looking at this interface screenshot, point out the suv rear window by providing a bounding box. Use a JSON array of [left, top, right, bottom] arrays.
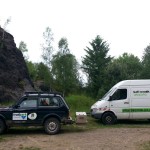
[[39, 97, 60, 107]]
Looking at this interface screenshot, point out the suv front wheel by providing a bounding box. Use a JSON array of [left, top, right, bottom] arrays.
[[44, 118, 61, 135]]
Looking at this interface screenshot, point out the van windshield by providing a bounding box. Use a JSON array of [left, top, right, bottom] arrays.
[[101, 87, 116, 100]]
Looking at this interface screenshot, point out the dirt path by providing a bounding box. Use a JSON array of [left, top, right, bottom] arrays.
[[0, 127, 150, 150]]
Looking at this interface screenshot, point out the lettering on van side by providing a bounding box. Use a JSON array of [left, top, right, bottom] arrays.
[[122, 108, 150, 113], [133, 90, 150, 97]]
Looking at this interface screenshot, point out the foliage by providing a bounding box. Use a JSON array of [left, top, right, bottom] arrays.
[[36, 62, 53, 91], [82, 35, 112, 98], [41, 27, 54, 69], [18, 41, 29, 60], [0, 17, 11, 48], [52, 38, 81, 95], [26, 61, 52, 91], [103, 53, 143, 97], [58, 37, 69, 54], [26, 61, 38, 81], [141, 44, 150, 78], [2, 17, 11, 31]]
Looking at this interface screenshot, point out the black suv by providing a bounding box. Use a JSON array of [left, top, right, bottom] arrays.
[[0, 92, 72, 135]]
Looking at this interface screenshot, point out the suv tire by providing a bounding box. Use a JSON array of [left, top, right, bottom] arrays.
[[44, 118, 61, 135], [0, 119, 6, 134]]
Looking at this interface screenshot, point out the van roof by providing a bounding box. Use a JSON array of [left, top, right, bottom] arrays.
[[114, 80, 150, 87]]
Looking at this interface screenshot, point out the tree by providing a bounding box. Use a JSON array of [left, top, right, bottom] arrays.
[[116, 53, 142, 79], [26, 61, 38, 81], [141, 44, 150, 78], [58, 37, 69, 54], [3, 17, 11, 32], [52, 38, 80, 95], [105, 53, 142, 95], [18, 41, 29, 61], [0, 17, 11, 48], [82, 35, 112, 97], [41, 27, 54, 69], [26, 61, 53, 91], [36, 62, 53, 91]]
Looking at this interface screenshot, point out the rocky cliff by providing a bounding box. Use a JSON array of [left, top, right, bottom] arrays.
[[0, 27, 34, 102]]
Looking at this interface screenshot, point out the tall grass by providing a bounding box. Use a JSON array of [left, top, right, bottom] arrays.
[[65, 94, 96, 116]]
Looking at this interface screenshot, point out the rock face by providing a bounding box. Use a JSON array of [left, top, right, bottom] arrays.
[[0, 27, 34, 102]]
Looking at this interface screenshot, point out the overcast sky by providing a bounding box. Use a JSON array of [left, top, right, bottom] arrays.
[[0, 0, 150, 62]]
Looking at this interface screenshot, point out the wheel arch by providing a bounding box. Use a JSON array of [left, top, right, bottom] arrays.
[[42, 114, 61, 125], [101, 111, 117, 120]]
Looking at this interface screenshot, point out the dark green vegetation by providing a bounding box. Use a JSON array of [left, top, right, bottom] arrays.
[[19, 27, 150, 99], [66, 95, 95, 114]]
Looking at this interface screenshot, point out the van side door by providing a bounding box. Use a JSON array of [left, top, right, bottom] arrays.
[[109, 88, 130, 119], [130, 86, 150, 119]]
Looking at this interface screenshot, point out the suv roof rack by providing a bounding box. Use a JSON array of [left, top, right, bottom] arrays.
[[24, 91, 64, 97]]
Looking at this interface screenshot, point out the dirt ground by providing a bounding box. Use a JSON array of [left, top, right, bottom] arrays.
[[0, 127, 150, 150]]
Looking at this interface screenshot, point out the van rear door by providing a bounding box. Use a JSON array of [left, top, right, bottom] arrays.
[[109, 87, 130, 119]]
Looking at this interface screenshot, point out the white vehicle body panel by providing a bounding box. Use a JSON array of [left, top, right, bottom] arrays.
[[91, 80, 150, 120]]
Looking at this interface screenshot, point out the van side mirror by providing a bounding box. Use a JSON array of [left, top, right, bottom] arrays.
[[108, 96, 112, 101]]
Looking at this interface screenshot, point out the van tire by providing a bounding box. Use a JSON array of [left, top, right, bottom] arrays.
[[44, 118, 61, 135], [0, 119, 6, 134], [101, 112, 116, 125]]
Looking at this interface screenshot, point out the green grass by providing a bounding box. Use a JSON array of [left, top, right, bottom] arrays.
[[0, 100, 14, 107], [0, 136, 5, 142], [19, 146, 41, 150], [139, 141, 150, 150], [1, 94, 150, 133], [65, 94, 95, 117]]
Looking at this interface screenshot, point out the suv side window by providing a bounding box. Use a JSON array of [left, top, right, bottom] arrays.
[[39, 97, 60, 107], [19, 97, 37, 108], [111, 89, 127, 100]]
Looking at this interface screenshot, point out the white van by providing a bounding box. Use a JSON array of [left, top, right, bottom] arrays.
[[91, 80, 150, 124]]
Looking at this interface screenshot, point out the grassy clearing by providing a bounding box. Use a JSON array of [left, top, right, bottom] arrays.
[[1, 94, 150, 134], [62, 116, 150, 134], [65, 94, 95, 117], [65, 94, 150, 130], [65, 94, 150, 133]]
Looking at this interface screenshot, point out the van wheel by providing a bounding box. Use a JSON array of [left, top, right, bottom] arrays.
[[44, 118, 61, 135], [101, 112, 116, 125], [0, 119, 6, 134]]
